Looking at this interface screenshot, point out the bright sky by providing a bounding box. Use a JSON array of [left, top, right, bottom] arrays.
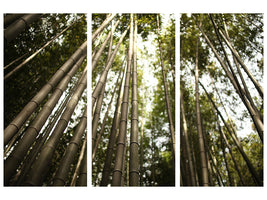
[[138, 13, 173, 118]]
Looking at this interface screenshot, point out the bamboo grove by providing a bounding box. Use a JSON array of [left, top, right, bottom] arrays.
[[4, 14, 87, 186], [3, 12, 263, 188], [92, 14, 175, 186], [180, 14, 263, 186]]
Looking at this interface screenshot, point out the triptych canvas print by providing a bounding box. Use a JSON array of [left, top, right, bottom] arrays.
[[2, 13, 264, 187]]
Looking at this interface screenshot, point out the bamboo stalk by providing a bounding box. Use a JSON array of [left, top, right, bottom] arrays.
[[92, 18, 121, 71], [4, 14, 25, 27], [222, 20, 263, 141], [209, 15, 263, 139], [53, 107, 87, 186], [220, 131, 234, 186], [92, 14, 116, 42], [129, 16, 139, 186], [139, 84, 145, 186], [180, 126, 191, 185], [100, 59, 127, 186], [4, 55, 86, 185], [92, 63, 124, 161], [218, 28, 263, 98], [207, 141, 225, 186], [92, 26, 129, 110], [4, 52, 29, 70], [111, 15, 133, 186], [24, 67, 87, 186], [15, 73, 82, 186], [92, 25, 116, 149], [5, 18, 80, 80], [4, 14, 42, 42], [194, 15, 263, 144], [180, 87, 196, 186], [199, 81, 262, 186], [70, 134, 87, 186], [4, 41, 87, 146], [76, 150, 87, 186], [157, 14, 175, 158], [191, 70, 245, 185], [194, 38, 209, 186], [218, 123, 245, 185]]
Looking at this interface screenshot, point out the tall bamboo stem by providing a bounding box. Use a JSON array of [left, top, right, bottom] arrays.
[[24, 67, 87, 186], [4, 41, 87, 145], [111, 14, 133, 186]]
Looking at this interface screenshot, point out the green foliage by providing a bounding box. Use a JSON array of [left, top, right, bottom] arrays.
[[180, 14, 210, 73], [137, 14, 158, 40]]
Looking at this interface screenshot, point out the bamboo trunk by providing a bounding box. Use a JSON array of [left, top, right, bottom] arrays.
[[194, 16, 263, 141], [100, 60, 127, 186], [4, 55, 86, 185], [209, 77, 238, 138], [221, 135, 234, 186], [168, 49, 175, 90], [218, 28, 263, 98], [206, 151, 214, 186], [199, 81, 262, 186], [4, 52, 29, 70], [92, 76, 107, 148], [180, 127, 191, 186], [92, 63, 124, 160], [92, 18, 121, 71], [129, 16, 139, 186], [180, 88, 196, 186], [217, 118, 245, 185], [208, 15, 263, 140], [92, 27, 115, 149], [76, 151, 87, 186], [70, 135, 87, 186], [111, 14, 133, 186], [92, 14, 116, 42], [4, 14, 25, 27], [222, 18, 262, 122], [207, 143, 224, 186], [151, 116, 156, 186], [209, 158, 221, 186], [4, 41, 87, 146], [15, 74, 82, 185], [92, 26, 129, 110], [24, 67, 87, 186], [222, 22, 263, 141], [4, 14, 42, 42], [194, 38, 209, 186], [139, 84, 145, 186], [53, 107, 87, 186], [157, 14, 175, 158], [191, 139, 200, 186], [5, 19, 79, 80], [121, 138, 128, 186]]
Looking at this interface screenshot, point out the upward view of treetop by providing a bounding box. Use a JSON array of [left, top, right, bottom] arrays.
[[4, 13, 87, 186], [180, 13, 263, 186], [92, 13, 175, 186]]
